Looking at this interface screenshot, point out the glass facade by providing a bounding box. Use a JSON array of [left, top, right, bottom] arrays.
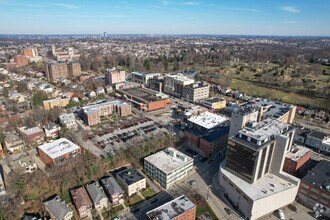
[[226, 140, 258, 183]]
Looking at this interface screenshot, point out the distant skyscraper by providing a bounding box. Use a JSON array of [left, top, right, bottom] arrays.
[[103, 32, 107, 38]]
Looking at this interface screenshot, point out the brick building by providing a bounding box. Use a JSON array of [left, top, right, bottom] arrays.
[[19, 127, 45, 146], [44, 61, 81, 81], [14, 55, 29, 67], [283, 145, 311, 176], [37, 138, 81, 166], [182, 81, 210, 102], [146, 195, 196, 220], [67, 61, 81, 78], [43, 98, 70, 110]]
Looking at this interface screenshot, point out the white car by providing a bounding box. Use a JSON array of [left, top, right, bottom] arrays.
[[278, 209, 285, 220]]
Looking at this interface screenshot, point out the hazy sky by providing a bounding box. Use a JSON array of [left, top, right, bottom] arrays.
[[0, 0, 329, 36]]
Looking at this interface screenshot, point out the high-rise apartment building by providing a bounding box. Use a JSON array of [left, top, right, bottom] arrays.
[[44, 61, 81, 81], [219, 118, 300, 220], [164, 74, 195, 97], [105, 69, 126, 85], [182, 81, 210, 102], [14, 55, 29, 67]]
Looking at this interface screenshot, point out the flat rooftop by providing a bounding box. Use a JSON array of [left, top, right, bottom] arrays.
[[146, 195, 195, 220], [255, 99, 292, 119], [221, 165, 298, 201], [188, 112, 228, 130], [118, 87, 161, 102], [167, 74, 195, 83], [302, 160, 330, 191], [38, 138, 80, 159], [202, 97, 226, 103], [20, 127, 43, 135], [117, 168, 145, 185], [239, 118, 290, 143], [144, 148, 193, 174], [286, 145, 311, 161], [83, 100, 128, 114]]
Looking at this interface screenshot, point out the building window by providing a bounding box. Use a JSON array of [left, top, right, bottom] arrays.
[[311, 188, 319, 194], [301, 183, 309, 189]]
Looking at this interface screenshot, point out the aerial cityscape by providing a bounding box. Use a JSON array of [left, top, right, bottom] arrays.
[[0, 1, 329, 220]]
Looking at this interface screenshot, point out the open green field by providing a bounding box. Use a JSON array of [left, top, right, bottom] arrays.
[[230, 79, 326, 109]]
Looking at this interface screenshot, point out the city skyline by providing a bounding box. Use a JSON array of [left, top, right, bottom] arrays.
[[0, 0, 330, 36]]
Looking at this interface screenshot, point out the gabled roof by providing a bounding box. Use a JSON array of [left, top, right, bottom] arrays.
[[70, 186, 92, 210], [86, 182, 108, 204], [43, 195, 73, 219], [100, 176, 124, 196]]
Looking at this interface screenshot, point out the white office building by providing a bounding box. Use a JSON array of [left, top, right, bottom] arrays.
[[144, 147, 194, 189]]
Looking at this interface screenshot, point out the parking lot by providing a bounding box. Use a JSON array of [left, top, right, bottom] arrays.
[[85, 116, 168, 157]]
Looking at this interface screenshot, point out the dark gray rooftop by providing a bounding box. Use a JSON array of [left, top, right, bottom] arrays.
[[100, 176, 124, 196], [43, 195, 73, 220], [302, 160, 330, 192], [116, 168, 145, 185], [86, 182, 108, 204]]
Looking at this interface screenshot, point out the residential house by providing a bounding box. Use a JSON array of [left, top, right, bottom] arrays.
[[4, 132, 25, 153], [116, 168, 146, 197], [43, 195, 73, 220], [10, 154, 37, 174], [100, 176, 124, 205], [59, 113, 78, 130], [96, 87, 105, 96], [86, 182, 109, 210], [44, 123, 61, 139], [70, 187, 93, 218]]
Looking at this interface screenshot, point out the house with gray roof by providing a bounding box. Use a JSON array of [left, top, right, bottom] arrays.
[[100, 176, 124, 205], [43, 195, 73, 220], [86, 182, 109, 210]]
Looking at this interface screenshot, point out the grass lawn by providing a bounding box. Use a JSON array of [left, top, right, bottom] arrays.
[[128, 194, 144, 206], [25, 192, 38, 200], [141, 188, 157, 199], [196, 204, 219, 220], [113, 204, 125, 213], [230, 79, 325, 109], [61, 190, 71, 204]]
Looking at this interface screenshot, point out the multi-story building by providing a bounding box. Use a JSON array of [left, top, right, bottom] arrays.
[[86, 182, 109, 211], [43, 123, 61, 139], [67, 61, 81, 78], [37, 138, 81, 166], [131, 72, 161, 85], [116, 168, 146, 196], [200, 97, 227, 110], [283, 145, 311, 176], [228, 107, 259, 138], [116, 87, 171, 112], [43, 98, 70, 110], [182, 81, 210, 102], [305, 131, 330, 155], [14, 55, 29, 67], [100, 176, 124, 205], [146, 195, 196, 220], [82, 101, 131, 126], [297, 160, 330, 219], [105, 69, 126, 85], [43, 195, 73, 220], [219, 118, 300, 220], [4, 132, 25, 153], [44, 61, 81, 81], [23, 48, 42, 62], [185, 112, 230, 158], [59, 113, 78, 130], [19, 127, 45, 146], [144, 148, 194, 189], [70, 187, 93, 218], [164, 74, 194, 97]]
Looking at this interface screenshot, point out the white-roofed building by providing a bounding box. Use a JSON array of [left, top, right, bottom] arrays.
[[37, 138, 81, 166], [144, 147, 194, 189]]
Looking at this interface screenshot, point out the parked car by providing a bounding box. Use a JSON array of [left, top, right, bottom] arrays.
[[278, 209, 285, 220], [224, 207, 232, 215]]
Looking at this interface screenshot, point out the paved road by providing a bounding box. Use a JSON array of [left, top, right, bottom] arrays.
[[119, 191, 173, 220]]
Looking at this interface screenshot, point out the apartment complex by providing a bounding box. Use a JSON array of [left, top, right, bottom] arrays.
[[116, 168, 146, 196], [164, 74, 195, 97], [146, 195, 196, 220], [185, 112, 230, 157], [144, 148, 194, 189], [105, 69, 126, 85], [283, 145, 311, 176], [44, 61, 81, 81], [182, 81, 210, 102], [43, 98, 70, 110], [297, 160, 330, 218], [219, 118, 300, 220], [82, 101, 131, 126], [37, 138, 81, 166], [14, 55, 29, 67]]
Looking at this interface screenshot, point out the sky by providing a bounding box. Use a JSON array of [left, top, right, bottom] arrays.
[[0, 0, 329, 36]]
